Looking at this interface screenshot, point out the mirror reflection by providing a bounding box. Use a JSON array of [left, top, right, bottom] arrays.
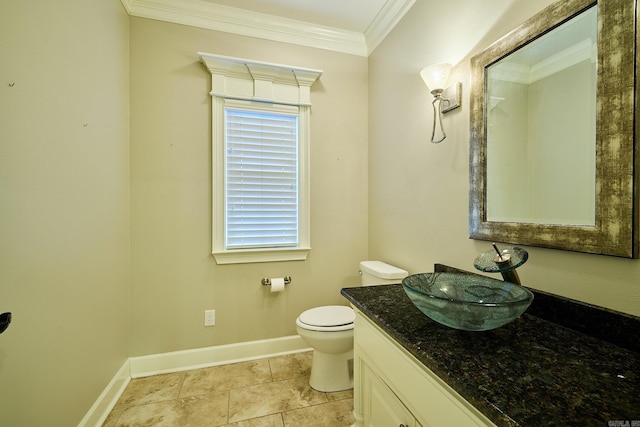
[[486, 6, 597, 225]]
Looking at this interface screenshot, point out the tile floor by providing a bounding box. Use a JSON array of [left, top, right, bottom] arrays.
[[102, 351, 354, 427]]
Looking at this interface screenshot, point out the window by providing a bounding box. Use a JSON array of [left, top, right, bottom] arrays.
[[199, 53, 321, 264], [225, 105, 299, 250], [215, 100, 310, 264]]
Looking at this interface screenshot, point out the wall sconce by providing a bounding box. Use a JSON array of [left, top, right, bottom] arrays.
[[420, 63, 462, 143]]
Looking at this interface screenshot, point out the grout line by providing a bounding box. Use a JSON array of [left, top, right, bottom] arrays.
[[226, 383, 231, 426]]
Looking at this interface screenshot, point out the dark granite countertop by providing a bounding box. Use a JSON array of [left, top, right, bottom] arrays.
[[341, 283, 640, 426]]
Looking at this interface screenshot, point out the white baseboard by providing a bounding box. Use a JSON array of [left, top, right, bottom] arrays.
[[130, 334, 310, 378], [78, 359, 131, 427], [80, 335, 310, 426]]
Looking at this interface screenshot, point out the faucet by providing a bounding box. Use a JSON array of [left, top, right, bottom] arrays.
[[474, 243, 528, 285]]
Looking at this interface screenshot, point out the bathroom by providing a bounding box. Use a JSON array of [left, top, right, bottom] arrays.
[[1, 0, 638, 425]]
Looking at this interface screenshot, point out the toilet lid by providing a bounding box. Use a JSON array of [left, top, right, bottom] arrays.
[[298, 305, 355, 327]]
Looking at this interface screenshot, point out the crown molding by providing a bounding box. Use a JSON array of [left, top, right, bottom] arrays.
[[365, 0, 416, 55], [120, 0, 414, 57]]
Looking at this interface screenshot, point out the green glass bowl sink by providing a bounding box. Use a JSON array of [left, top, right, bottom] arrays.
[[401, 272, 534, 331]]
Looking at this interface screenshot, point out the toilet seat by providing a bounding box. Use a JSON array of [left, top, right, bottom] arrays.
[[297, 305, 355, 332]]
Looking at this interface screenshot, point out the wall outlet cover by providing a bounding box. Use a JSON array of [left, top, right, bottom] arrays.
[[204, 309, 215, 326]]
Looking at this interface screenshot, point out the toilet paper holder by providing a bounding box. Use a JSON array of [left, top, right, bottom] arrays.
[[261, 276, 292, 286]]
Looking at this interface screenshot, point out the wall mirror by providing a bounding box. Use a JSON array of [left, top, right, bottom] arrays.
[[469, 0, 638, 258]]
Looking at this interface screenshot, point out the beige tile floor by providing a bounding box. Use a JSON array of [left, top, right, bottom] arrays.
[[102, 351, 354, 427]]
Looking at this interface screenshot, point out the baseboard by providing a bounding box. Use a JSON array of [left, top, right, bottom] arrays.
[[130, 334, 309, 378], [78, 359, 131, 427]]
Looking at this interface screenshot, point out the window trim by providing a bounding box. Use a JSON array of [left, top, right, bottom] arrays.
[[199, 53, 321, 264], [212, 99, 311, 264]]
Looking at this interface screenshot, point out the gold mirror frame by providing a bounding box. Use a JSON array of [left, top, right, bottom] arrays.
[[469, 0, 638, 258]]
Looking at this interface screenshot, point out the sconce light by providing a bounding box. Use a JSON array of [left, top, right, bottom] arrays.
[[420, 63, 462, 143]]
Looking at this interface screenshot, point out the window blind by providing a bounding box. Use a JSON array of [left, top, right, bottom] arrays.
[[225, 108, 299, 249]]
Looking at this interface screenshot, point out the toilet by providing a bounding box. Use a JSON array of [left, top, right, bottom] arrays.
[[296, 261, 409, 392]]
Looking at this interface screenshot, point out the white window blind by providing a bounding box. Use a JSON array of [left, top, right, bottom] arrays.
[[225, 108, 299, 249]]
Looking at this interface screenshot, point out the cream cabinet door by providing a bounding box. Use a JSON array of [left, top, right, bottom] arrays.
[[353, 309, 494, 427], [363, 363, 422, 427]]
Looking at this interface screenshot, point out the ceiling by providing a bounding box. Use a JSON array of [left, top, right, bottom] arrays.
[[120, 0, 416, 56], [199, 0, 390, 34]]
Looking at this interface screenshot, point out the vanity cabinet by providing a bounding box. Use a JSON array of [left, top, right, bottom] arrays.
[[353, 308, 495, 427]]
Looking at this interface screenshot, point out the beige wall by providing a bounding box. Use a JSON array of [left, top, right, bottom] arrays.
[[368, 0, 640, 316], [2, 0, 639, 423], [129, 18, 369, 356], [0, 0, 130, 425]]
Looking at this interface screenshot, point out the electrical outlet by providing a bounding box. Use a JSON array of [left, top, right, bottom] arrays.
[[204, 309, 215, 326]]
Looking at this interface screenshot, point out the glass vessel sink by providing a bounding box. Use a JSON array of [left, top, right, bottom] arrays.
[[401, 272, 534, 331]]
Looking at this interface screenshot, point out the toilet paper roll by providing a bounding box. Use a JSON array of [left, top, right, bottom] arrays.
[[270, 277, 286, 293]]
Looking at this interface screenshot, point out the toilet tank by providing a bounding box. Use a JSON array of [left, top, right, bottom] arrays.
[[359, 261, 408, 286]]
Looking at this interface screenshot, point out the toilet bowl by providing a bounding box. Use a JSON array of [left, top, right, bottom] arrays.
[[296, 305, 355, 392], [296, 261, 408, 392]]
